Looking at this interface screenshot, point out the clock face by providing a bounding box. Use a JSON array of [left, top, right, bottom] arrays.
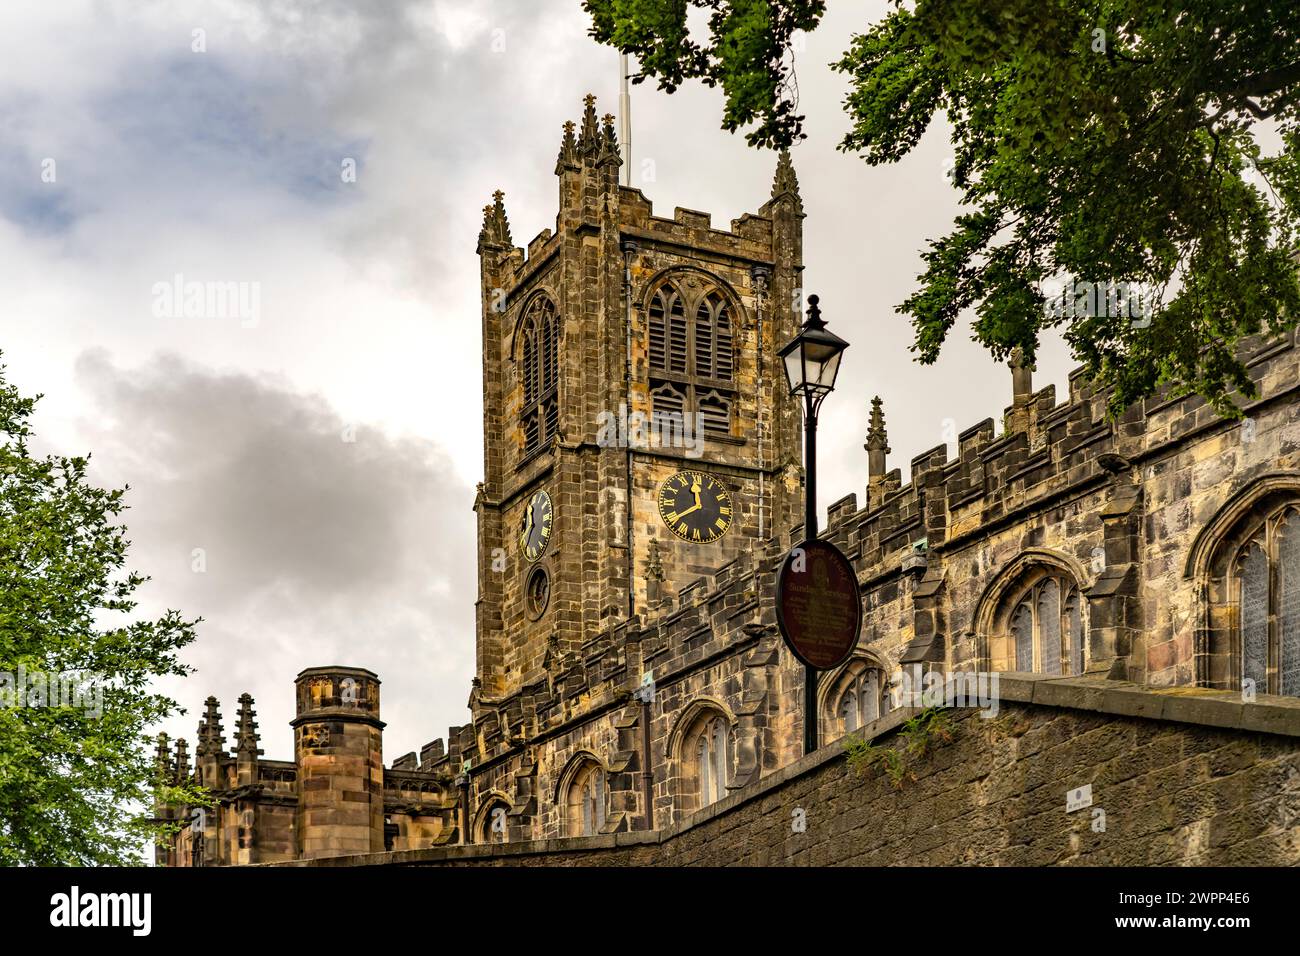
[[519, 490, 553, 562], [658, 471, 733, 543]]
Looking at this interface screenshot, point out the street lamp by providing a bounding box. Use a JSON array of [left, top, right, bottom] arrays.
[[778, 293, 849, 755]]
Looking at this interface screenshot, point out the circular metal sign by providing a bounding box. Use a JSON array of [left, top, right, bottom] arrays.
[[775, 539, 863, 670]]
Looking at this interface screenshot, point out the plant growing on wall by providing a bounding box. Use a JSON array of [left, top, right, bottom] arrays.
[[845, 706, 957, 788]]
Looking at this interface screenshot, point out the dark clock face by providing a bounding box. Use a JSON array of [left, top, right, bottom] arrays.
[[519, 490, 553, 561], [658, 471, 733, 543]]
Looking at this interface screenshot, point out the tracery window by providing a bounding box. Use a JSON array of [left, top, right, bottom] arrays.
[[477, 797, 510, 845], [648, 283, 736, 437], [1005, 573, 1084, 675], [1230, 505, 1300, 696], [519, 295, 559, 455], [984, 564, 1086, 676], [835, 666, 889, 736], [564, 761, 607, 838], [694, 715, 732, 808]]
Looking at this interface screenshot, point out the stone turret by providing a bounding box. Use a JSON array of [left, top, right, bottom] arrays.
[[291, 666, 385, 859], [173, 737, 190, 785], [195, 695, 225, 790], [235, 692, 263, 787]]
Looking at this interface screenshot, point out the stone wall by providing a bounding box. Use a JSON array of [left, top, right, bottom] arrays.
[[285, 675, 1300, 867]]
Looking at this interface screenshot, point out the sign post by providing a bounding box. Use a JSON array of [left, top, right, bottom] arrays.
[[776, 539, 863, 754]]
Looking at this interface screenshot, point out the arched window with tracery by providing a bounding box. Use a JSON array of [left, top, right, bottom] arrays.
[[695, 715, 731, 807], [647, 281, 737, 439], [476, 797, 510, 845], [1226, 504, 1300, 696], [518, 295, 559, 455], [986, 564, 1086, 675], [670, 705, 735, 817], [822, 658, 890, 741], [563, 760, 607, 838]]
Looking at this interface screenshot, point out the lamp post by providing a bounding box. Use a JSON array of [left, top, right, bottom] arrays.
[[778, 294, 849, 755]]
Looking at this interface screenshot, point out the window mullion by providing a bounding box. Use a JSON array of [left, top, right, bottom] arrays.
[[1269, 516, 1281, 695]]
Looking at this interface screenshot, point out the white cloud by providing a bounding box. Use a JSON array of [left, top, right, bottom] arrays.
[[0, 0, 1078, 765]]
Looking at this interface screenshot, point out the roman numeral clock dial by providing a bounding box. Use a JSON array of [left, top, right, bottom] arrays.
[[658, 471, 733, 543], [519, 489, 553, 562]]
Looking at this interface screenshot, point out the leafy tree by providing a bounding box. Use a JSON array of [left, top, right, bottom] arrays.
[[586, 0, 1300, 415], [0, 357, 203, 865]]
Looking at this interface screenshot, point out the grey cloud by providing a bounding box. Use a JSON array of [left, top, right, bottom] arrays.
[[71, 349, 476, 760]]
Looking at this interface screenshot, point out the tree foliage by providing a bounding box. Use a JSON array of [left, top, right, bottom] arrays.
[[0, 358, 203, 865], [585, 0, 1300, 415]]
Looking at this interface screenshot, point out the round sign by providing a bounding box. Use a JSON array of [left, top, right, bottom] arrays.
[[775, 539, 863, 670]]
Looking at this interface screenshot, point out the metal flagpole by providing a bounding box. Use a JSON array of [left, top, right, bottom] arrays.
[[619, 53, 632, 186]]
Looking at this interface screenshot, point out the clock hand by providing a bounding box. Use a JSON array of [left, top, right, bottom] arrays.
[[522, 507, 534, 544], [676, 502, 701, 518]]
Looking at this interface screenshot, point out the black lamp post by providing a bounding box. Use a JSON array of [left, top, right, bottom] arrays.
[[778, 294, 849, 755]]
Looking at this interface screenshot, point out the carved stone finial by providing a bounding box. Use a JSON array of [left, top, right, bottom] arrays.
[[646, 539, 666, 606], [866, 395, 890, 481], [599, 112, 622, 167], [1009, 346, 1034, 403], [196, 696, 225, 757], [173, 738, 190, 784], [555, 120, 579, 174], [771, 150, 802, 211], [647, 539, 664, 581], [866, 396, 890, 453], [578, 94, 601, 155], [154, 733, 172, 778], [476, 190, 513, 254], [235, 692, 262, 758]]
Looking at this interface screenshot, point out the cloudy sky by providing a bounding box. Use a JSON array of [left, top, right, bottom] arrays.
[[0, 0, 1076, 763]]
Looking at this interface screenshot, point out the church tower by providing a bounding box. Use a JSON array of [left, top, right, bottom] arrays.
[[474, 95, 805, 705]]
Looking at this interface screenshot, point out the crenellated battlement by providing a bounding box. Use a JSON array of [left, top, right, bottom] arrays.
[[821, 330, 1299, 568], [435, 327, 1300, 776], [160, 83, 1300, 859], [478, 93, 797, 322]]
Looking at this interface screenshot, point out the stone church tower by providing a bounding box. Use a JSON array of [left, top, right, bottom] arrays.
[[155, 95, 1300, 865], [473, 95, 805, 704]]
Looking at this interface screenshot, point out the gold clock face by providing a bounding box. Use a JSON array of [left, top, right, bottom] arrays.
[[519, 490, 553, 562], [658, 471, 733, 543]]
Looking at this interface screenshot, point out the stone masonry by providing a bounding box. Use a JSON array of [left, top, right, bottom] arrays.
[[157, 94, 1300, 866]]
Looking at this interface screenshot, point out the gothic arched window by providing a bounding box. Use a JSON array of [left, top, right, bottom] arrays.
[[667, 704, 736, 818], [985, 564, 1086, 676], [519, 295, 559, 455], [1005, 573, 1083, 675], [823, 659, 890, 741], [693, 715, 732, 808], [1229, 505, 1300, 696], [564, 761, 607, 838], [647, 282, 738, 439], [476, 797, 510, 845]]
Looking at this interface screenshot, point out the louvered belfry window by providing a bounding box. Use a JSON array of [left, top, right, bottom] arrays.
[[520, 296, 559, 455], [648, 283, 736, 437]]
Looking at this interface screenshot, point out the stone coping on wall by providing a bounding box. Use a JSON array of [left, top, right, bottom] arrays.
[[273, 673, 1300, 867]]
